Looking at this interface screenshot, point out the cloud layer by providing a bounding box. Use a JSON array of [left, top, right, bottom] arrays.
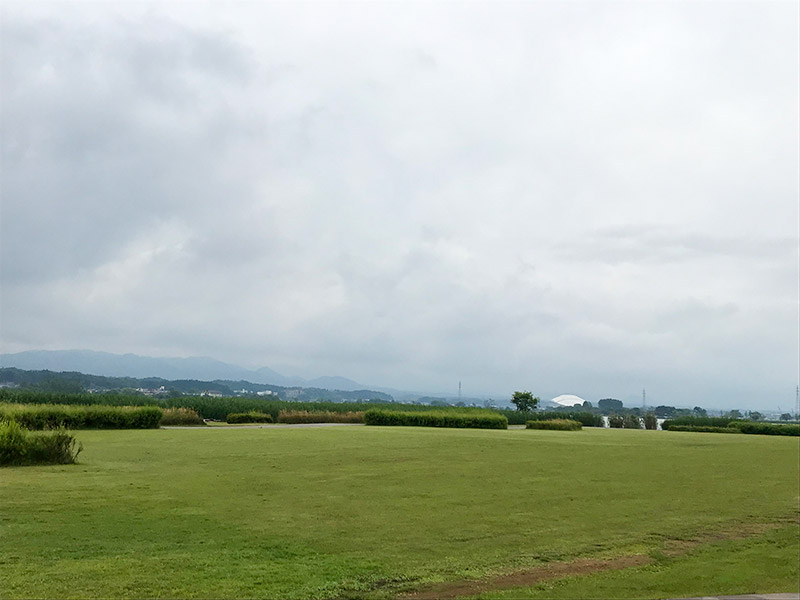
[[2, 2, 798, 409]]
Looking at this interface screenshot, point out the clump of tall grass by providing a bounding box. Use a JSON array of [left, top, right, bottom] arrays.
[[0, 419, 82, 466], [0, 403, 163, 430], [364, 409, 508, 429], [226, 412, 273, 424], [277, 410, 364, 424], [159, 407, 205, 426], [525, 419, 582, 431]]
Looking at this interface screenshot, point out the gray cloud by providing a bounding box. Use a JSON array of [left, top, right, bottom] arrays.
[[1, 2, 797, 410]]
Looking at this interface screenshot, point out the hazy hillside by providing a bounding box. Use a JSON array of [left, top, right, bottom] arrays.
[[0, 350, 363, 390]]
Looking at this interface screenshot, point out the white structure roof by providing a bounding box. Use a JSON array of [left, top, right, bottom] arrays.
[[550, 394, 587, 407]]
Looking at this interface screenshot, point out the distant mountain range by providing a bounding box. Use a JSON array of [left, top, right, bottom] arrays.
[[0, 349, 369, 392]]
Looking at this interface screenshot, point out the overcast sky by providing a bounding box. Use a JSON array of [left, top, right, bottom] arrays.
[[1, 1, 798, 410]]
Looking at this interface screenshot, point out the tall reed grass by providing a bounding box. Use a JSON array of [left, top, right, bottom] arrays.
[[277, 410, 364, 424], [226, 412, 273, 424], [0, 390, 508, 422], [159, 407, 205, 426], [0, 419, 82, 466], [0, 403, 162, 429], [364, 409, 507, 429]]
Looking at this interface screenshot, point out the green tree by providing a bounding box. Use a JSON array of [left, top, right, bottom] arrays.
[[780, 413, 792, 421], [643, 413, 658, 430], [511, 391, 539, 412], [598, 398, 623, 413], [654, 405, 676, 417], [692, 406, 707, 417], [749, 411, 763, 421]]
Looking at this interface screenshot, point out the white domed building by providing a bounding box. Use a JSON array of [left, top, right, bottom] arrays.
[[550, 394, 588, 408]]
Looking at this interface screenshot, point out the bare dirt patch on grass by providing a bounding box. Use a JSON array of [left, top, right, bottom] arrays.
[[400, 517, 799, 600], [401, 555, 650, 600]]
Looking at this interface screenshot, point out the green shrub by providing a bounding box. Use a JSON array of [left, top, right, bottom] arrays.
[[608, 415, 625, 428], [503, 410, 603, 427], [525, 419, 582, 431], [662, 416, 734, 429], [159, 407, 205, 426], [364, 409, 508, 429], [728, 421, 800, 436], [277, 410, 364, 424], [623, 414, 642, 429], [0, 403, 162, 430], [667, 425, 741, 434], [226, 412, 273, 424], [0, 420, 83, 466], [643, 413, 658, 430]]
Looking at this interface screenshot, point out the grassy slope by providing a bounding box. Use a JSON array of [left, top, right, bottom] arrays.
[[1, 427, 798, 599]]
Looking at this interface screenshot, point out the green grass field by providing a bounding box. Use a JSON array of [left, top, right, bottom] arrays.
[[1, 426, 798, 599]]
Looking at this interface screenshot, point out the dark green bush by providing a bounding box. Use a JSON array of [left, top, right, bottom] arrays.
[[643, 413, 658, 430], [277, 410, 364, 424], [667, 425, 741, 434], [661, 416, 734, 429], [0, 404, 163, 430], [364, 409, 508, 429], [608, 415, 625, 428], [525, 419, 582, 431], [159, 407, 205, 426], [623, 414, 642, 429], [1, 420, 83, 466], [226, 411, 273, 424], [507, 410, 603, 427], [728, 421, 800, 436]]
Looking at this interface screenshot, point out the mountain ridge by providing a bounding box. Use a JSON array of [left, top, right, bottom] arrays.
[[0, 349, 366, 391]]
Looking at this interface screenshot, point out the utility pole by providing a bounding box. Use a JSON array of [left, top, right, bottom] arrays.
[[458, 381, 462, 402], [642, 388, 646, 410], [796, 385, 799, 421]]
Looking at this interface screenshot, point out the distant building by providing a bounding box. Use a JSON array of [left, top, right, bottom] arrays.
[[550, 394, 587, 407]]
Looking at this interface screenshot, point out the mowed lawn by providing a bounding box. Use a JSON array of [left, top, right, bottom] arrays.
[[1, 426, 798, 599]]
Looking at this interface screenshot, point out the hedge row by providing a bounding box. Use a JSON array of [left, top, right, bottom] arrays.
[[226, 412, 273, 424], [664, 421, 799, 436], [667, 425, 741, 434], [1, 420, 83, 466], [0, 389, 503, 422], [526, 419, 582, 431], [662, 416, 733, 429], [364, 409, 508, 429], [0, 403, 163, 430], [502, 410, 603, 427], [277, 410, 364, 424], [729, 421, 800, 436]]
